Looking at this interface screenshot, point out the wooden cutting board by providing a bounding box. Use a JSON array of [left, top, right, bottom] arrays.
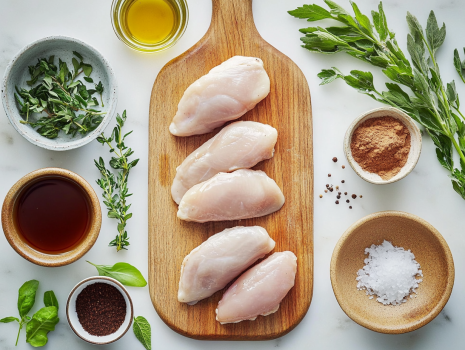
[[148, 0, 313, 340]]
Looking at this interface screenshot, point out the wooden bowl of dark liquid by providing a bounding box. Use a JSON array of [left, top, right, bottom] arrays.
[[2, 168, 101, 267]]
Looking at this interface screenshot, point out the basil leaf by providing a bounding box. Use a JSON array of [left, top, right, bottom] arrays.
[[26, 306, 59, 347], [18, 280, 39, 318], [43, 291, 59, 311], [87, 261, 147, 287], [0, 317, 19, 323], [133, 316, 151, 350]]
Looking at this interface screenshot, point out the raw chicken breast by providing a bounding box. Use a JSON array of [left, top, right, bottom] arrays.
[[171, 121, 278, 204], [177, 169, 285, 222], [216, 251, 297, 324], [169, 56, 271, 136], [178, 226, 275, 305]]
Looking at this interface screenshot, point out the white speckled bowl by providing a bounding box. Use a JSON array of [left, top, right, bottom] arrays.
[[2, 36, 117, 151], [66, 276, 133, 345], [343, 107, 422, 185]]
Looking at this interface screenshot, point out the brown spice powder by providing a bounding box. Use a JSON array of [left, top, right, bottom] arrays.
[[350, 116, 411, 180], [76, 282, 127, 336]]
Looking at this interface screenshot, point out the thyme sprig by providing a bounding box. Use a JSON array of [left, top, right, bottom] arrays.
[[95, 111, 139, 252], [289, 0, 465, 200], [14, 51, 105, 139]]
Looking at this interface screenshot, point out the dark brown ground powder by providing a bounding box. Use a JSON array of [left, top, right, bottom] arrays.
[[76, 282, 127, 336], [350, 116, 411, 180]]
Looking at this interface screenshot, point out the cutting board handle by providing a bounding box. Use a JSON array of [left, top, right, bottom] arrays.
[[210, 0, 259, 39]]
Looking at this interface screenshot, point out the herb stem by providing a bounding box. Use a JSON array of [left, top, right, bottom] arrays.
[[15, 320, 23, 346]]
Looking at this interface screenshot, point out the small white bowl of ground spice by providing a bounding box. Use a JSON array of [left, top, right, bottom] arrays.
[[344, 107, 422, 184], [66, 276, 134, 345]]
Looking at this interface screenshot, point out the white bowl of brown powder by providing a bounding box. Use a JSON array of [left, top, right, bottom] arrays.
[[344, 107, 421, 184]]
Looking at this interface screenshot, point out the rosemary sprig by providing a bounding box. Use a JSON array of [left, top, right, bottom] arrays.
[[95, 111, 139, 252], [289, 0, 465, 200], [14, 52, 105, 139]]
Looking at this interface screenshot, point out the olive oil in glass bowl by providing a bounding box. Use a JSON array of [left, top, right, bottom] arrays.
[[111, 0, 188, 53]]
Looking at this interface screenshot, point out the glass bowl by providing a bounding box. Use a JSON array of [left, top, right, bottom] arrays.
[[111, 0, 189, 53]]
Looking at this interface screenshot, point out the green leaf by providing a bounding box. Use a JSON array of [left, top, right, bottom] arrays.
[[133, 316, 151, 350], [72, 51, 83, 61], [18, 280, 39, 318], [43, 291, 59, 311], [429, 130, 453, 171], [84, 77, 94, 83], [324, 0, 350, 17], [406, 12, 424, 40], [344, 70, 375, 92], [87, 261, 147, 287], [425, 11, 446, 54], [288, 4, 332, 21], [317, 68, 341, 85], [72, 58, 80, 75], [0, 317, 19, 323], [454, 49, 465, 82], [407, 34, 427, 73], [26, 306, 59, 347], [82, 63, 93, 77], [371, 2, 392, 41], [350, 1, 372, 35]]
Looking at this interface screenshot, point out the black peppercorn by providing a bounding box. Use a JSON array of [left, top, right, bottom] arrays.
[[335, 200, 339, 204], [352, 194, 357, 199], [332, 157, 338, 162], [360, 195, 363, 198], [342, 165, 345, 169], [328, 173, 331, 177], [326, 184, 329, 188], [344, 192, 347, 195], [341, 180, 345, 183], [349, 206, 352, 209], [329, 188, 333, 192], [346, 200, 350, 203], [337, 195, 341, 199]]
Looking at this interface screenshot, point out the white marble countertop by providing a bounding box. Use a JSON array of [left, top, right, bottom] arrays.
[[1, 0, 464, 349]]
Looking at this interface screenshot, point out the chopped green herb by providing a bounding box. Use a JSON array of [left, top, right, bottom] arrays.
[[14, 51, 106, 139]]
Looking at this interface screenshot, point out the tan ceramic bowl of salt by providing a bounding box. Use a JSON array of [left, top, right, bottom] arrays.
[[330, 211, 454, 334], [343, 107, 422, 184]]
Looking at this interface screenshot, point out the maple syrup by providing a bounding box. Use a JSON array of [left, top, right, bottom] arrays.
[[14, 176, 90, 254]]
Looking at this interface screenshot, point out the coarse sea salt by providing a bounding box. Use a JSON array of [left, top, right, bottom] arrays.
[[356, 240, 423, 306]]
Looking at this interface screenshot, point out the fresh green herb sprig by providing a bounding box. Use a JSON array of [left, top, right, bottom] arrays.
[[289, 0, 465, 200], [0, 280, 59, 347], [133, 316, 151, 350], [87, 261, 147, 287], [95, 111, 139, 252], [14, 51, 105, 139]]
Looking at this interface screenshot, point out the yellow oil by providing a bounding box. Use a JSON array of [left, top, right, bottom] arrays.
[[125, 0, 176, 44]]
